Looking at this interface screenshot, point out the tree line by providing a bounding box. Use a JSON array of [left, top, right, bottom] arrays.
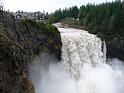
[[49, 0, 124, 41]]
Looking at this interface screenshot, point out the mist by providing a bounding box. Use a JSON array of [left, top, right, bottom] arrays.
[[29, 53, 124, 93], [29, 27, 124, 93]]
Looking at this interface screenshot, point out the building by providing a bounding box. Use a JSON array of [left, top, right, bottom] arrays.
[[0, 1, 3, 10], [12, 11, 45, 21]]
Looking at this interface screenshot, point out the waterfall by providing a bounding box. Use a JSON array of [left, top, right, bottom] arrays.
[[60, 28, 104, 80], [30, 26, 124, 93], [102, 41, 106, 63]]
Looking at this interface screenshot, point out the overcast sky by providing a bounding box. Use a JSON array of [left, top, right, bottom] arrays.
[[3, 0, 114, 13]]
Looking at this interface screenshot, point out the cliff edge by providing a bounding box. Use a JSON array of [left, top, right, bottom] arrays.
[[0, 10, 62, 93]]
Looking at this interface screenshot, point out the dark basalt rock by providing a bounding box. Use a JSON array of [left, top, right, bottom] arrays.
[[0, 11, 62, 93], [106, 38, 124, 61]]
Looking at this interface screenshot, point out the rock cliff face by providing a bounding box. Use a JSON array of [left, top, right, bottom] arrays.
[[106, 38, 124, 61], [0, 10, 62, 93]]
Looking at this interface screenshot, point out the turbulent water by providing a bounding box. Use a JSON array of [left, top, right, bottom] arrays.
[[60, 28, 105, 80], [30, 26, 124, 93]]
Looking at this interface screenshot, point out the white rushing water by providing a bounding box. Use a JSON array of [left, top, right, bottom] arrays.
[[60, 28, 105, 80], [30, 26, 124, 93]]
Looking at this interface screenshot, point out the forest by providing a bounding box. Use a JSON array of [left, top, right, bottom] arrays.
[[49, 0, 124, 41]]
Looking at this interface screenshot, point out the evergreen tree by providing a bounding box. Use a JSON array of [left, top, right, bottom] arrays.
[[71, 6, 79, 19]]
